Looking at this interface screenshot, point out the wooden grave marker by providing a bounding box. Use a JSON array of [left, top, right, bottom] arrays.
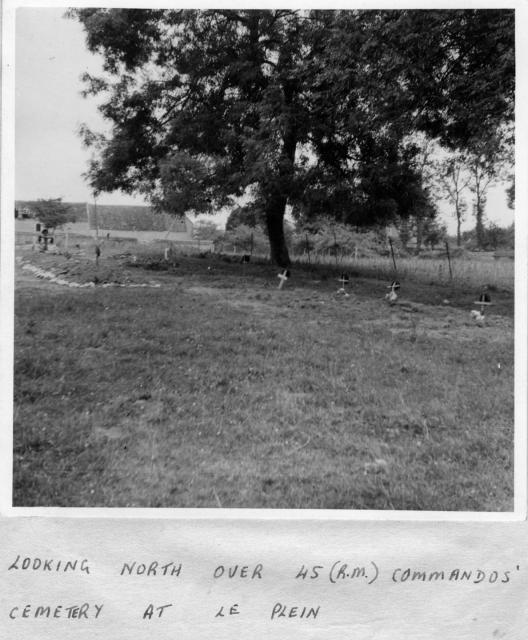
[[337, 272, 350, 296], [473, 289, 492, 315], [277, 269, 290, 290], [385, 280, 400, 304]]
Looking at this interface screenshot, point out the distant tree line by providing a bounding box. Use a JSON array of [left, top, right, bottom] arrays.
[[195, 214, 514, 258]]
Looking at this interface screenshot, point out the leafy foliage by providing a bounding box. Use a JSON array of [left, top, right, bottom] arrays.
[[71, 9, 514, 265], [436, 153, 470, 247], [193, 220, 223, 244], [360, 10, 515, 149], [506, 175, 515, 210], [291, 220, 386, 259], [422, 218, 448, 250], [225, 203, 265, 231], [483, 223, 514, 251], [32, 198, 76, 230], [223, 224, 268, 254], [460, 223, 514, 251], [463, 133, 510, 248]]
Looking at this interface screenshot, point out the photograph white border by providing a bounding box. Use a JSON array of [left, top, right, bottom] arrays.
[[2, 0, 526, 522]]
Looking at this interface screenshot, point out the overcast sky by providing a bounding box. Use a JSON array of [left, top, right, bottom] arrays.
[[15, 7, 146, 207], [15, 7, 514, 233]]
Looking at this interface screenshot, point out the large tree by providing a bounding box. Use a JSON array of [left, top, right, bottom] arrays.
[[71, 9, 514, 266]]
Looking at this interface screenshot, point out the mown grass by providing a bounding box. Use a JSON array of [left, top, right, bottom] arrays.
[[13, 247, 514, 510]]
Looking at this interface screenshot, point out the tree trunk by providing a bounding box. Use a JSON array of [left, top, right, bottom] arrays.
[[475, 198, 485, 249], [265, 196, 290, 267], [473, 173, 486, 250], [455, 192, 461, 247], [262, 59, 297, 268]]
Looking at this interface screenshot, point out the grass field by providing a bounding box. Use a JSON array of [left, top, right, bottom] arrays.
[[13, 244, 514, 510]]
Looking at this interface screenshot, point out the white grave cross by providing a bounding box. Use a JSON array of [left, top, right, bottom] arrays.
[[473, 292, 492, 315], [337, 273, 349, 294], [277, 269, 290, 290], [385, 280, 400, 304]]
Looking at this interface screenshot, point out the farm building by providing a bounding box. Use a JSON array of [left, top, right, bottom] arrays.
[[85, 203, 194, 242], [15, 201, 196, 244]]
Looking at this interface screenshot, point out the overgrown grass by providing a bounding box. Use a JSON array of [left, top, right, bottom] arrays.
[[13, 247, 514, 510], [292, 252, 514, 291]]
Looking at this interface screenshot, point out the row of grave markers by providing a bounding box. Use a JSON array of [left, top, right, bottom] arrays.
[[127, 242, 496, 325], [147, 245, 495, 320], [273, 267, 492, 323], [173, 245, 492, 316], [36, 233, 492, 321]]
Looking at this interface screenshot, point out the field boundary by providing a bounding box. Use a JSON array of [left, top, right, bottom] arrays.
[[18, 259, 161, 289]]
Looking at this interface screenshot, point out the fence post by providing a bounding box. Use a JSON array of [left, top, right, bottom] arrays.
[[445, 241, 453, 281], [93, 195, 99, 240]]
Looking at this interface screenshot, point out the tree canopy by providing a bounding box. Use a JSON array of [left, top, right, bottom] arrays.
[[71, 9, 514, 265]]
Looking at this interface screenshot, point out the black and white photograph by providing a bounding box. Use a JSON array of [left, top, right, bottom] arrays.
[[9, 6, 516, 511]]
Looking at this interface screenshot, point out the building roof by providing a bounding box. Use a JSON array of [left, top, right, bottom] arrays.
[[15, 200, 87, 222], [15, 201, 192, 233], [85, 203, 191, 232]]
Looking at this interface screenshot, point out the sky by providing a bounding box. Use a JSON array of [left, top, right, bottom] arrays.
[[15, 7, 515, 234], [15, 8, 145, 207]]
